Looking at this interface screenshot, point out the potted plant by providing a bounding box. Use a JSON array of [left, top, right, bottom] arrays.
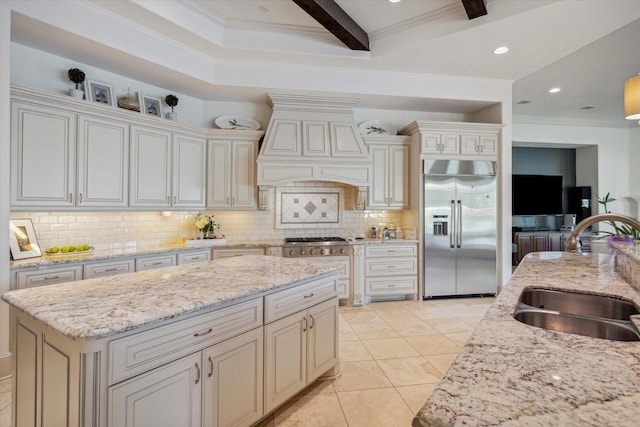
[[165, 94, 179, 120], [598, 192, 639, 241], [67, 68, 86, 98]]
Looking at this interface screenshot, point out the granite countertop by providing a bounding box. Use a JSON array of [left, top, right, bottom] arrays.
[[415, 251, 640, 427], [2, 255, 340, 341], [10, 238, 418, 270], [9, 239, 285, 270]]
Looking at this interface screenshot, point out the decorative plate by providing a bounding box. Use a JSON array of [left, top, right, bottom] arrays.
[[358, 120, 397, 136], [214, 115, 260, 130]]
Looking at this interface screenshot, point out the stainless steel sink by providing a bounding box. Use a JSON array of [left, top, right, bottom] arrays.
[[514, 309, 640, 341], [514, 288, 640, 341], [519, 288, 640, 320]]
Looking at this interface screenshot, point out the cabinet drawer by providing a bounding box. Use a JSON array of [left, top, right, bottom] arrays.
[[109, 298, 263, 385], [337, 279, 349, 300], [15, 265, 83, 289], [177, 250, 211, 265], [84, 259, 134, 279], [365, 244, 417, 258], [212, 248, 264, 259], [264, 276, 338, 324], [365, 276, 417, 295], [365, 258, 417, 276], [135, 254, 176, 271]]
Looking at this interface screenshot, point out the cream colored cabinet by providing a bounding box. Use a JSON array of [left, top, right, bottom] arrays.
[[135, 253, 177, 271], [10, 100, 77, 208], [420, 132, 460, 155], [460, 133, 498, 156], [399, 121, 501, 159], [76, 114, 130, 207], [14, 264, 83, 289], [203, 327, 264, 427], [207, 137, 259, 210], [130, 126, 206, 209], [211, 248, 264, 260], [366, 136, 410, 209], [364, 244, 418, 301], [264, 297, 338, 413], [10, 100, 131, 209], [84, 259, 135, 279], [177, 249, 211, 265], [109, 352, 203, 427], [265, 246, 283, 257]]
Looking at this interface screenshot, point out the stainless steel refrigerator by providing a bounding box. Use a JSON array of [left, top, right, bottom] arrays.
[[423, 159, 497, 297]]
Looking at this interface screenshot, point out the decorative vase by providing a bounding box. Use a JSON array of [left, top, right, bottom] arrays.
[[166, 112, 178, 121], [69, 88, 84, 99]]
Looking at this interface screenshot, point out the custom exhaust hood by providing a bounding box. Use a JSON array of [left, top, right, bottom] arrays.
[[256, 93, 371, 188]]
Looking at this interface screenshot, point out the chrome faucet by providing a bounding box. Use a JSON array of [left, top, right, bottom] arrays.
[[565, 213, 640, 252]]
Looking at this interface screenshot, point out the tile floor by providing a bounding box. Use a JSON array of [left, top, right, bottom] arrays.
[[0, 297, 494, 427]]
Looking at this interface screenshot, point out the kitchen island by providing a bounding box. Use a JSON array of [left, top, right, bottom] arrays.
[[3, 255, 341, 427], [414, 249, 640, 426]]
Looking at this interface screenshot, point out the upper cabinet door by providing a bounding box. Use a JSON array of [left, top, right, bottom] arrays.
[[367, 145, 389, 208], [207, 140, 232, 208], [130, 125, 172, 208], [172, 133, 206, 208], [388, 145, 409, 208], [11, 101, 76, 207], [76, 115, 129, 207], [231, 141, 257, 209]]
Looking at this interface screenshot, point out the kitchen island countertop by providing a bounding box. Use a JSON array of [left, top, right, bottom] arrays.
[[2, 255, 340, 340], [415, 250, 640, 426]]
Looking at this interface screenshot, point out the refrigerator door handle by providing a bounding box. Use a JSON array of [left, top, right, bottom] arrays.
[[450, 200, 456, 249], [457, 200, 462, 248]]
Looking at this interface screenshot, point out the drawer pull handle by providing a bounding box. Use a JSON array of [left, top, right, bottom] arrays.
[[195, 362, 201, 384], [40, 275, 60, 281], [309, 314, 315, 329], [302, 317, 308, 332], [151, 262, 164, 266], [387, 266, 395, 269], [208, 356, 214, 378], [388, 284, 396, 287], [193, 328, 213, 337], [104, 268, 118, 272], [303, 293, 315, 299]]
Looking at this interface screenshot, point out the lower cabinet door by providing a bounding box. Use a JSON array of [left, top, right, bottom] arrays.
[[307, 298, 339, 381], [109, 353, 202, 427], [264, 312, 306, 413], [203, 328, 264, 427]]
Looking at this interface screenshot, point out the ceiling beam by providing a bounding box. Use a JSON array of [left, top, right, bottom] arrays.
[[291, 0, 369, 51], [461, 0, 487, 20]]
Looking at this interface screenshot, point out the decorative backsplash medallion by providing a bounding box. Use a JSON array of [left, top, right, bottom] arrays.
[[276, 187, 344, 229]]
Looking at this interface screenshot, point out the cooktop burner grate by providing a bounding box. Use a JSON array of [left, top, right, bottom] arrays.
[[283, 237, 346, 243]]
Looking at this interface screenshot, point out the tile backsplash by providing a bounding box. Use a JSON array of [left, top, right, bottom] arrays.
[[11, 184, 407, 251]]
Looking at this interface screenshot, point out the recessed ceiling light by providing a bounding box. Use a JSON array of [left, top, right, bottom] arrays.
[[493, 46, 509, 55], [549, 87, 561, 94], [388, 0, 402, 3]]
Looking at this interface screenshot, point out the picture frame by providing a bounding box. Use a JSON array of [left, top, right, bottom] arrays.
[[85, 80, 116, 106], [9, 219, 42, 260], [139, 94, 163, 117]]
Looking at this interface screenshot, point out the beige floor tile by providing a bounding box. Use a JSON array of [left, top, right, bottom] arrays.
[[340, 310, 385, 325], [406, 306, 452, 320], [386, 320, 437, 337], [370, 308, 421, 323], [350, 322, 400, 340], [404, 334, 461, 356], [443, 331, 473, 347], [304, 378, 336, 395], [396, 383, 439, 413], [338, 315, 359, 342], [337, 388, 415, 427], [376, 356, 442, 386], [332, 361, 392, 392], [425, 317, 474, 334], [425, 353, 459, 375], [361, 337, 419, 360], [274, 392, 348, 427], [339, 341, 373, 362]]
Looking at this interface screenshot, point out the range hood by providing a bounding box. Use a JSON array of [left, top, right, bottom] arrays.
[[256, 93, 371, 187]]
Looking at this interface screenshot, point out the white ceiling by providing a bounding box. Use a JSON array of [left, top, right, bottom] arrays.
[[10, 0, 640, 128]]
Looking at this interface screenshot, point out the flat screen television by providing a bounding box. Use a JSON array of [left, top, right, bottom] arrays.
[[512, 174, 563, 215]]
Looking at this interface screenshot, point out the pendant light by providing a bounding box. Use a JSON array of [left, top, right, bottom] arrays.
[[624, 74, 640, 122]]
